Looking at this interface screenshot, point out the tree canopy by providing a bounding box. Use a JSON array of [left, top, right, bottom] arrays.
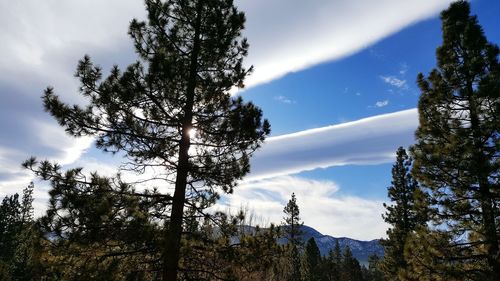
[[24, 0, 270, 279], [380, 147, 427, 280], [411, 1, 499, 279]]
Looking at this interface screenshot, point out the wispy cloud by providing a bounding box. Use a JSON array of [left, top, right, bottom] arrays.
[[380, 75, 408, 89], [0, 0, 449, 190], [239, 0, 453, 87], [374, 100, 389, 108], [399, 62, 409, 75], [0, 119, 93, 200], [248, 109, 418, 180], [274, 95, 296, 104], [220, 175, 387, 240], [33, 120, 94, 166], [10, 109, 418, 225], [0, 0, 446, 229]]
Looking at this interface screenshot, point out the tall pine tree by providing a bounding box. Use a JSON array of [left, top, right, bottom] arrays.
[[25, 0, 270, 280], [283, 192, 304, 246], [411, 1, 499, 279], [340, 246, 363, 281], [283, 192, 303, 281], [380, 147, 427, 280], [0, 183, 38, 281], [304, 237, 322, 281], [329, 240, 342, 281]]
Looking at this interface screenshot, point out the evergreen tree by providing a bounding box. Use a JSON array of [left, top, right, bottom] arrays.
[[288, 244, 302, 281], [24, 0, 270, 280], [332, 240, 342, 281], [380, 147, 427, 280], [283, 192, 304, 281], [402, 226, 460, 281], [366, 254, 384, 281], [283, 192, 304, 246], [0, 183, 38, 281], [411, 1, 499, 279], [0, 193, 22, 263], [323, 240, 342, 281], [340, 246, 363, 281], [304, 238, 322, 281], [33, 174, 163, 280]]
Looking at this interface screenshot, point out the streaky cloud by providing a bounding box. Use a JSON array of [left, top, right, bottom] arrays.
[[248, 109, 418, 180], [218, 175, 388, 240], [237, 0, 453, 88]]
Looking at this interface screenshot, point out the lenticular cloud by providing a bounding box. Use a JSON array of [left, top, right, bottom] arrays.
[[248, 109, 419, 180], [237, 0, 453, 88]]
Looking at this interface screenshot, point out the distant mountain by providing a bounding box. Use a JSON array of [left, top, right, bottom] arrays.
[[229, 225, 384, 265], [278, 225, 384, 265]]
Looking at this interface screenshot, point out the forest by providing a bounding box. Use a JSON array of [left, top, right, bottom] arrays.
[[0, 0, 498, 280]]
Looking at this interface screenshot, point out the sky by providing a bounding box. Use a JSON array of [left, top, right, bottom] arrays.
[[1, 0, 499, 240]]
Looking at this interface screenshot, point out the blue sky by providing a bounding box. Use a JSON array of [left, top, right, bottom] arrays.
[[0, 0, 499, 240]]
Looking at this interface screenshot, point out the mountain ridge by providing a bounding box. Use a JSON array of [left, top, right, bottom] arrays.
[[236, 225, 384, 265], [294, 225, 384, 264]]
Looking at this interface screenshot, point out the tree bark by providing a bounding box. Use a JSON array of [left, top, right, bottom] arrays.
[[163, 2, 203, 280], [467, 84, 499, 279]]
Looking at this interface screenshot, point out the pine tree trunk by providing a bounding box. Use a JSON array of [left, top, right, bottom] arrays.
[[163, 2, 203, 280], [467, 85, 500, 279]]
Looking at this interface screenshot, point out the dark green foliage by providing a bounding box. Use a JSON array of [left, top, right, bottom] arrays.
[[286, 244, 302, 281], [0, 183, 38, 281], [174, 214, 284, 281], [411, 1, 500, 279], [26, 0, 270, 279], [314, 240, 385, 281], [304, 238, 322, 281], [325, 240, 342, 281], [229, 224, 285, 281], [0, 193, 22, 261], [402, 227, 464, 280], [380, 147, 427, 280], [283, 193, 304, 246], [340, 246, 363, 281], [366, 254, 384, 281], [22, 165, 164, 280], [283, 193, 303, 281]]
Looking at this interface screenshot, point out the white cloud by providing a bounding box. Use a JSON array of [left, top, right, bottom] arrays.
[[0, 0, 445, 237], [248, 109, 418, 180], [32, 120, 94, 165], [0, 0, 142, 99], [219, 175, 387, 240], [399, 62, 409, 75], [0, 118, 93, 198], [1, 0, 452, 94], [0, 0, 141, 194], [375, 100, 389, 108], [238, 0, 453, 88], [380, 75, 408, 89], [274, 95, 295, 104], [0, 0, 448, 190]]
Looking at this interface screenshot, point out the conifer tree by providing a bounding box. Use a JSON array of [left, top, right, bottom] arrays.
[[304, 237, 322, 281], [331, 240, 342, 281], [0, 193, 22, 263], [367, 254, 384, 281], [380, 147, 427, 280], [340, 246, 363, 281], [411, 1, 499, 279], [283, 192, 303, 281], [0, 183, 38, 281], [24, 0, 270, 280], [283, 192, 303, 246], [323, 240, 342, 281]]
